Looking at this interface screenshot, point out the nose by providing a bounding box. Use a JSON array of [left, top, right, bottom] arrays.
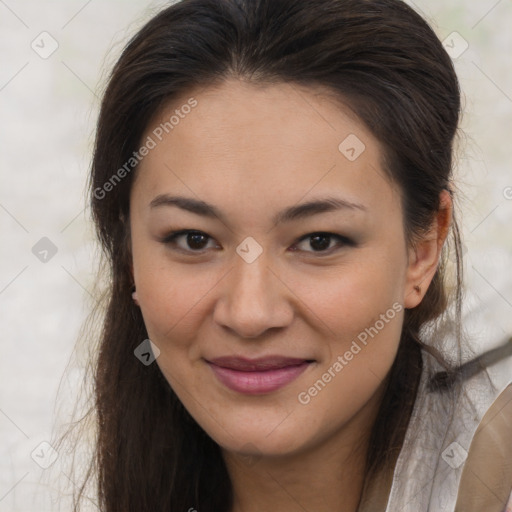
[[213, 251, 294, 339]]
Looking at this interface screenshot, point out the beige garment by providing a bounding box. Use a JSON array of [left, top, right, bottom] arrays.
[[454, 382, 512, 511], [359, 382, 512, 512]]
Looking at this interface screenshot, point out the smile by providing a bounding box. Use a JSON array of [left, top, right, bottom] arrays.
[[205, 356, 314, 395]]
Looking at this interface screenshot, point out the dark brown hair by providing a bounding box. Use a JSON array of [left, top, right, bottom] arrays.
[[59, 0, 468, 510]]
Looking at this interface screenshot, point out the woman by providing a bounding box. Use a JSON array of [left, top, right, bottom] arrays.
[[60, 0, 512, 510]]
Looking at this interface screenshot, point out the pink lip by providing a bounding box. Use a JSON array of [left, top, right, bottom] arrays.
[[205, 356, 313, 395]]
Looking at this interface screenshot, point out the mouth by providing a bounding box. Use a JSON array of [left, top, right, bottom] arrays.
[[204, 356, 315, 395]]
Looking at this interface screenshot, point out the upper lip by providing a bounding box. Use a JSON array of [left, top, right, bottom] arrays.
[[206, 356, 313, 371]]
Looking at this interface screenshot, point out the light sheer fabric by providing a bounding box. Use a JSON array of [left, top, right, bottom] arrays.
[[384, 352, 512, 512]]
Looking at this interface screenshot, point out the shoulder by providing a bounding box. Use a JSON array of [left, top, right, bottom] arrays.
[[455, 382, 512, 512]]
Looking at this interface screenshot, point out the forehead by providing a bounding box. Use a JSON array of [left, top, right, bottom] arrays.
[[132, 79, 400, 223]]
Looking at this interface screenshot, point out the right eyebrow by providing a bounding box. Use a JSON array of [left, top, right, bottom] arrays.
[[150, 195, 223, 219]]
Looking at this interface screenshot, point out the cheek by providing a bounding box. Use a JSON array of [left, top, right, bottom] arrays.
[[297, 247, 406, 395], [305, 250, 406, 337], [134, 261, 219, 396], [135, 258, 218, 344], [293, 268, 405, 437]]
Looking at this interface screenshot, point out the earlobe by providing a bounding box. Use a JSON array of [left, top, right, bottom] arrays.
[[404, 189, 452, 309]]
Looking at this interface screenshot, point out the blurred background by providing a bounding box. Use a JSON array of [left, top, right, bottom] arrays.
[[1, 0, 511, 509]]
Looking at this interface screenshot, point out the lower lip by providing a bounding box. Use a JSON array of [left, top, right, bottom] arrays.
[[206, 361, 312, 395]]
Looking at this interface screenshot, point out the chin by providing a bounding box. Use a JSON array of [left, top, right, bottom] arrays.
[[202, 412, 314, 459]]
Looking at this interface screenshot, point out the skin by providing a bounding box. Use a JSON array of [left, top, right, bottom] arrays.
[[129, 79, 452, 512]]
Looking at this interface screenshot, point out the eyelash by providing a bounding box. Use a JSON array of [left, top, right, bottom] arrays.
[[160, 229, 355, 256]]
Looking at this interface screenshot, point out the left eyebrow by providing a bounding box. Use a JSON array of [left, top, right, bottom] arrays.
[[272, 197, 367, 224]]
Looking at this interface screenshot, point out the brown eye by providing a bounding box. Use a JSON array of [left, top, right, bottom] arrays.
[[185, 232, 209, 250], [308, 234, 332, 251], [294, 232, 354, 254], [161, 230, 218, 252]]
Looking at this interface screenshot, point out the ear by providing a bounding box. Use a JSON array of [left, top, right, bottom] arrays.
[[122, 212, 139, 305], [403, 189, 452, 309], [129, 246, 139, 304], [129, 262, 140, 306]]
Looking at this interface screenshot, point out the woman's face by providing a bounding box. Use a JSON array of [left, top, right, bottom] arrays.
[[129, 79, 430, 458]]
